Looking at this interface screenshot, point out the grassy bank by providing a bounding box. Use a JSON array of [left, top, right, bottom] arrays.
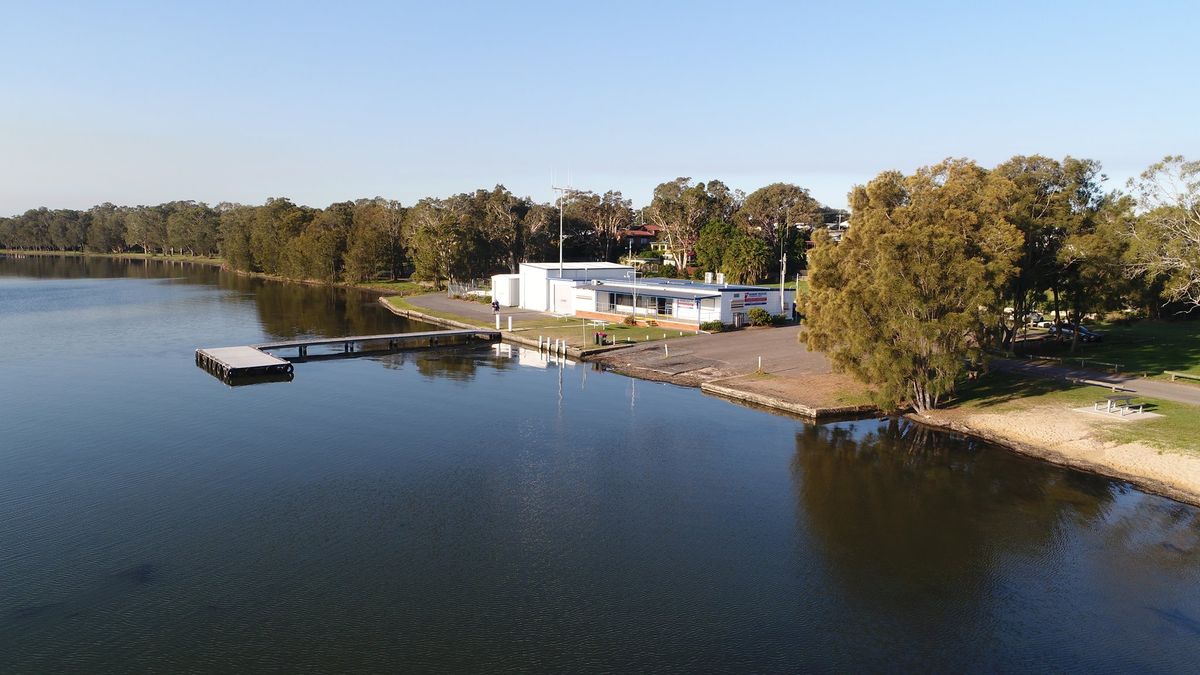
[[1017, 319, 1200, 380], [952, 371, 1200, 456], [383, 295, 693, 351]]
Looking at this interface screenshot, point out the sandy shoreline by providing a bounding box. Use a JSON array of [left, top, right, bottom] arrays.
[[913, 406, 1200, 508]]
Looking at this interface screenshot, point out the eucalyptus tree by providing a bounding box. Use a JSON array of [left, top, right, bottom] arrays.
[[406, 197, 492, 287], [737, 183, 821, 262], [595, 190, 633, 262], [250, 198, 311, 275], [646, 177, 734, 269], [124, 205, 170, 254], [344, 198, 407, 282], [218, 203, 257, 271], [482, 185, 532, 273], [87, 203, 128, 253], [1126, 155, 1200, 308], [284, 201, 353, 282], [165, 201, 219, 256]]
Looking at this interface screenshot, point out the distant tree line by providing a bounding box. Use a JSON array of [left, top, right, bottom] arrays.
[[0, 180, 848, 286], [803, 154, 1200, 414]]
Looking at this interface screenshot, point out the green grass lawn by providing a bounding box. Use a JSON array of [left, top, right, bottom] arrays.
[[953, 371, 1200, 456], [359, 280, 428, 296], [382, 297, 693, 351], [1017, 319, 1200, 379]]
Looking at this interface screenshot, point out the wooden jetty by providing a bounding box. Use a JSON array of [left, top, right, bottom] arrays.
[[254, 329, 501, 358], [197, 329, 501, 381]]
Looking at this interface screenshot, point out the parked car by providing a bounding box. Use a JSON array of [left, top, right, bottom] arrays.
[[1047, 324, 1103, 342]]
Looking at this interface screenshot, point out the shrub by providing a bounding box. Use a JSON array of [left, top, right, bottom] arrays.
[[622, 314, 637, 326], [700, 320, 725, 333], [748, 307, 772, 326]]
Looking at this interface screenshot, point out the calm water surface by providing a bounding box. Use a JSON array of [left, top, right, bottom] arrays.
[[1, 255, 1199, 673]]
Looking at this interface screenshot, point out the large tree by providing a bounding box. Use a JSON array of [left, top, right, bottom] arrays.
[[737, 183, 821, 255], [124, 205, 168, 254], [1126, 155, 1200, 308], [646, 178, 735, 269], [802, 160, 1022, 413], [344, 198, 406, 282], [482, 185, 531, 273], [250, 197, 311, 274]]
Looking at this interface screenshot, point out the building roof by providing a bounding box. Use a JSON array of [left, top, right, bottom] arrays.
[[635, 278, 774, 292], [579, 277, 784, 298], [576, 281, 720, 300], [520, 262, 632, 270]]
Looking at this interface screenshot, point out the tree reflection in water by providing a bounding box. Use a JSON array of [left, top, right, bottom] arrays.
[[792, 419, 1117, 617]]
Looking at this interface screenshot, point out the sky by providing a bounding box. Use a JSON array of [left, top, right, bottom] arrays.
[[1, 0, 1197, 215]]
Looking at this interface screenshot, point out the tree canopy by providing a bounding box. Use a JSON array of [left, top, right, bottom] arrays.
[[803, 160, 1022, 413]]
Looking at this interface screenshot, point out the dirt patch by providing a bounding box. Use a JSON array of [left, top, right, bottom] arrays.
[[711, 372, 873, 410]]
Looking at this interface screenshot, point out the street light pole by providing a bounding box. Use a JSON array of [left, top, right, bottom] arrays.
[[779, 222, 788, 315], [552, 183, 574, 278]]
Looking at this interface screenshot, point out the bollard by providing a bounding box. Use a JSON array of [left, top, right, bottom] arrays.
[[758, 356, 762, 371], [508, 316, 513, 331], [664, 344, 669, 357], [495, 314, 501, 330], [538, 335, 543, 349]]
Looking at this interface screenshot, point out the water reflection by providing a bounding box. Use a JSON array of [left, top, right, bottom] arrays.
[[793, 419, 1115, 601], [0, 254, 432, 340]]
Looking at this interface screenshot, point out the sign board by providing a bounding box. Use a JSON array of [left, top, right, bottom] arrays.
[[744, 292, 768, 306], [676, 299, 695, 310]]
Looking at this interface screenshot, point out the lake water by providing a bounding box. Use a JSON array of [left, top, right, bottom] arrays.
[[2, 255, 1199, 673]]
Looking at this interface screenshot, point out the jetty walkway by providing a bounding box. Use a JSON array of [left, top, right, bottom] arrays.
[[196, 329, 500, 381]]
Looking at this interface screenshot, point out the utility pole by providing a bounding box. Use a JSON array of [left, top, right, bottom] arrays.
[[779, 222, 788, 314]]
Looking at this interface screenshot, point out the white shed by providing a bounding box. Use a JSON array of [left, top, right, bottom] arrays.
[[491, 273, 521, 307], [517, 262, 633, 312]]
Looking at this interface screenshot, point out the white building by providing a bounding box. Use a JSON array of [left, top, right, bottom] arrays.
[[492, 262, 795, 329], [573, 277, 794, 329], [495, 262, 634, 312]]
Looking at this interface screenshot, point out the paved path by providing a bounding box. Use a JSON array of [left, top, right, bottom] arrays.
[[406, 293, 549, 323], [595, 324, 832, 378], [994, 358, 1200, 406]]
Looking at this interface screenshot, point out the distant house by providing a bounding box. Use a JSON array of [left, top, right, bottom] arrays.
[[650, 241, 692, 268], [617, 227, 656, 253]]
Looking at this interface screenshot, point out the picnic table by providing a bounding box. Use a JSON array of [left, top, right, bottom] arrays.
[[1094, 394, 1143, 416]]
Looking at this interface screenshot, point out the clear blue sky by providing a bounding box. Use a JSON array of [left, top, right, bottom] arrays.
[[1, 0, 1197, 215]]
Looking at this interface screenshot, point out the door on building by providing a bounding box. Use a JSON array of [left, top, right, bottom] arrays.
[[553, 284, 573, 315]]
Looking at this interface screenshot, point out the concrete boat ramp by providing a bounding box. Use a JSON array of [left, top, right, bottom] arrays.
[[196, 329, 500, 383]]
